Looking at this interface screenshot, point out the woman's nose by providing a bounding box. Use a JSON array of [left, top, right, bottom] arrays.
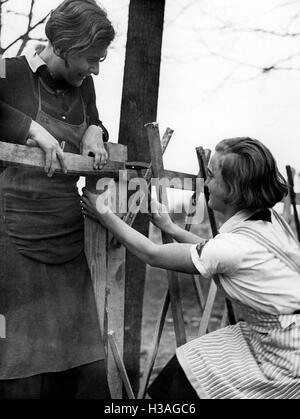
[[89, 62, 100, 75]]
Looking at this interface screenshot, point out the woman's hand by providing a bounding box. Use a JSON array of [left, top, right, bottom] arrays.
[[150, 200, 175, 235], [81, 188, 112, 222], [81, 125, 108, 170], [27, 120, 67, 177]]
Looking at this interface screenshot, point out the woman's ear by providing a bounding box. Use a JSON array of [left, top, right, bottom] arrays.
[[53, 45, 62, 58]]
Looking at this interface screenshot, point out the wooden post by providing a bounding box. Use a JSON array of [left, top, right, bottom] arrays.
[[118, 0, 166, 394], [85, 145, 128, 399], [286, 165, 300, 241]]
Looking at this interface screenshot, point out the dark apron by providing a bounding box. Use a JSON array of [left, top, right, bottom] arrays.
[[1, 79, 87, 264], [0, 79, 105, 380]]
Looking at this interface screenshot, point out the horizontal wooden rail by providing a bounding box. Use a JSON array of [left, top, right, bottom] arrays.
[[0, 142, 200, 190], [0, 141, 126, 176]]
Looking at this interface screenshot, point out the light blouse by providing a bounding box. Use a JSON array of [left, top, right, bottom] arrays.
[[190, 209, 300, 314]]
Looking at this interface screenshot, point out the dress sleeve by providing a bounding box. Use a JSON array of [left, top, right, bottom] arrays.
[[190, 233, 243, 278], [0, 58, 32, 145], [83, 76, 109, 142], [0, 100, 31, 145]]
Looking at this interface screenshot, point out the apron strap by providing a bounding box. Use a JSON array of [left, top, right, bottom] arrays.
[[231, 226, 300, 275], [271, 209, 300, 248]]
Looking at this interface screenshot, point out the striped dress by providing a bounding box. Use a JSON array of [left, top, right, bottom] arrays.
[[176, 303, 300, 399]]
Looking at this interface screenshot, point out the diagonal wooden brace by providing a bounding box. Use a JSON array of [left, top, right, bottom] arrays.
[[146, 122, 187, 347]]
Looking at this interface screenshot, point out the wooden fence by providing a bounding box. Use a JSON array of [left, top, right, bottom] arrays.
[[0, 124, 299, 398]]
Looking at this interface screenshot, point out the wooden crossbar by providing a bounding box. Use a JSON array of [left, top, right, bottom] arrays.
[[0, 142, 198, 187], [0, 141, 126, 175]]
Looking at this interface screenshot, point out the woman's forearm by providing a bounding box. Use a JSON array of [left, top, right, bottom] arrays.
[[97, 211, 198, 273], [98, 211, 159, 265], [166, 223, 205, 245]]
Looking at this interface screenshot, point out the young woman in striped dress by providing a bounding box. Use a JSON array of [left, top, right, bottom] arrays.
[[82, 137, 300, 399]]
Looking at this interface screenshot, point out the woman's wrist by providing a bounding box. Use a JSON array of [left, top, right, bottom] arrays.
[[28, 119, 38, 138], [88, 124, 104, 137], [163, 221, 179, 237]]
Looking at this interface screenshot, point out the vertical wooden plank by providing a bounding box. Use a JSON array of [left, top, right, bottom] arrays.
[[85, 146, 128, 399], [106, 238, 126, 398], [106, 146, 128, 398], [286, 165, 300, 241], [146, 122, 187, 346], [196, 147, 237, 327], [283, 195, 292, 223], [84, 211, 108, 340]]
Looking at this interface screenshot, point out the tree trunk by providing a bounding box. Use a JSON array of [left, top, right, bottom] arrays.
[[118, 0, 165, 395], [0, 1, 3, 53]]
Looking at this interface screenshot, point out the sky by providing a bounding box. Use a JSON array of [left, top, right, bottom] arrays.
[[2, 0, 300, 192]]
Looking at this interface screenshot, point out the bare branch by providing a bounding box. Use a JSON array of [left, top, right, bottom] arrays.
[[2, 11, 49, 55], [17, 0, 35, 56], [6, 10, 30, 17], [219, 26, 300, 38], [29, 37, 47, 43], [190, 23, 300, 38]]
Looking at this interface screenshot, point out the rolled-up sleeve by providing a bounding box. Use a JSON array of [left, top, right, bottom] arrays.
[[190, 234, 243, 279], [190, 241, 209, 277]]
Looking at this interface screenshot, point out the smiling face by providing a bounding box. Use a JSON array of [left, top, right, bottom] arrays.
[[205, 152, 230, 214], [55, 42, 107, 87]]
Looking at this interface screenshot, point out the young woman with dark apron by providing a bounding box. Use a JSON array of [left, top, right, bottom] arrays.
[[0, 0, 115, 399]]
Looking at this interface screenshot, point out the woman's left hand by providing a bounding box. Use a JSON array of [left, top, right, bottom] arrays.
[[81, 125, 108, 170]]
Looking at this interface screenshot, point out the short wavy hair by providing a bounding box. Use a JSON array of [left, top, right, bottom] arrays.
[[45, 0, 115, 61], [215, 137, 288, 210]]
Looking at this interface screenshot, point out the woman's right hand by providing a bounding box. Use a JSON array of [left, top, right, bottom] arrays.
[[27, 120, 67, 177], [150, 200, 175, 235]]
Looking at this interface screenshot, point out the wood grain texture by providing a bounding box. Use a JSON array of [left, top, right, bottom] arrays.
[[146, 122, 187, 347], [84, 145, 127, 399], [0, 141, 126, 176]]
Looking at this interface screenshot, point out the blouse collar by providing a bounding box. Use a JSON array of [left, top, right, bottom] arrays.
[[219, 209, 256, 234], [25, 51, 46, 73]]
